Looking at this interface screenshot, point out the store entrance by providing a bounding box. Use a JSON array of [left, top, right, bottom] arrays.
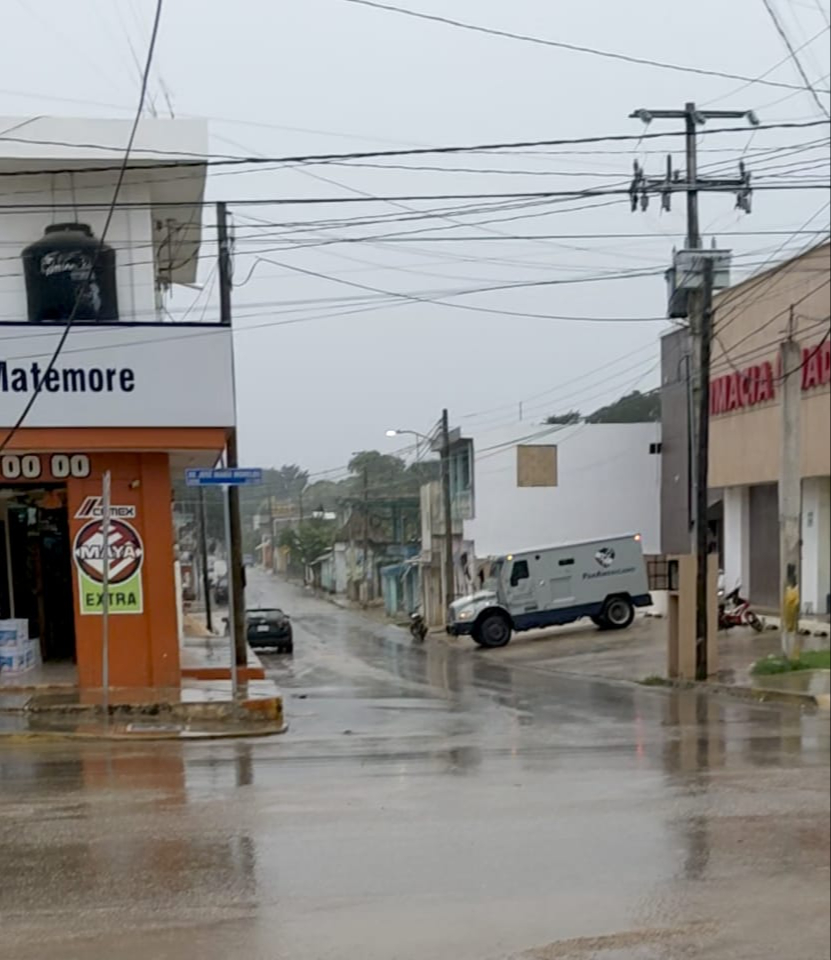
[[0, 486, 76, 664]]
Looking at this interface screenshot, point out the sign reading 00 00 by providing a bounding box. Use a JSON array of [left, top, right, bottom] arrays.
[[0, 454, 91, 481]]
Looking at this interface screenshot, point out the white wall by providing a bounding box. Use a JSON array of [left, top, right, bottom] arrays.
[[802, 477, 831, 616], [464, 422, 662, 557], [723, 486, 751, 594]]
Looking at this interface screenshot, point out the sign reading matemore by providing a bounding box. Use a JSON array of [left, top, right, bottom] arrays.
[[710, 339, 831, 417], [0, 325, 235, 428], [73, 501, 144, 615]]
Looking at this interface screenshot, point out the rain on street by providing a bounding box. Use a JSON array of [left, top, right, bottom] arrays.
[[1, 570, 829, 960]]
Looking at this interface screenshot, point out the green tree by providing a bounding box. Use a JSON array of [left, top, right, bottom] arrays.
[[544, 410, 582, 425], [278, 519, 335, 572], [586, 389, 660, 423]]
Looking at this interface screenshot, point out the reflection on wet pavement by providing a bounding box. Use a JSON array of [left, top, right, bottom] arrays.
[[1, 571, 828, 960]]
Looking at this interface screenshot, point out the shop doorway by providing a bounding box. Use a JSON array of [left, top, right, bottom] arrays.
[[0, 487, 76, 665]]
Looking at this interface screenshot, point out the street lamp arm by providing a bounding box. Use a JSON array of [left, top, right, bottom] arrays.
[[386, 428, 432, 443]]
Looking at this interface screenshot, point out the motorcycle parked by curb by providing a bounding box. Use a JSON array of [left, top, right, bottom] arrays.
[[409, 612, 428, 643], [718, 576, 765, 633]]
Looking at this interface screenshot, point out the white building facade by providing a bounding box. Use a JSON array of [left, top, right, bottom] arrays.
[[458, 421, 662, 559]]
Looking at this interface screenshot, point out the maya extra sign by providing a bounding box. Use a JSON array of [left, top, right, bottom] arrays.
[[710, 338, 831, 417], [0, 324, 235, 428], [73, 501, 144, 616]]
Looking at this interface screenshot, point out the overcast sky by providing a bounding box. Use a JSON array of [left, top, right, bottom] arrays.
[[3, 0, 830, 473]]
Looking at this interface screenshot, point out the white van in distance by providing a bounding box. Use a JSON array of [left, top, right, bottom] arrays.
[[448, 534, 652, 648]]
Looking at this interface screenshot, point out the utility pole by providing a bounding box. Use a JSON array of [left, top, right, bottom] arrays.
[[629, 104, 757, 678], [198, 487, 213, 634], [217, 201, 247, 674], [441, 409, 455, 614], [695, 260, 715, 680], [362, 467, 371, 606], [780, 307, 802, 658]]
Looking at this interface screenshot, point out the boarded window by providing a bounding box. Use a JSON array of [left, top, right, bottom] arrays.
[[517, 445, 558, 487]]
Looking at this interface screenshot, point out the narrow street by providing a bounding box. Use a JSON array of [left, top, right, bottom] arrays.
[[1, 569, 829, 960]]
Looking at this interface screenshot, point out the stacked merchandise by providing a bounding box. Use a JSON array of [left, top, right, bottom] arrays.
[[0, 621, 41, 676]]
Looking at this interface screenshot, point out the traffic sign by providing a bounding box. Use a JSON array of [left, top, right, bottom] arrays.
[[185, 468, 263, 487]]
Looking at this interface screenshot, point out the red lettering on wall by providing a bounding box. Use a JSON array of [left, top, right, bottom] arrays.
[[727, 372, 741, 411], [758, 361, 775, 403], [803, 346, 821, 389], [818, 339, 831, 387], [710, 342, 826, 417], [711, 377, 728, 415]]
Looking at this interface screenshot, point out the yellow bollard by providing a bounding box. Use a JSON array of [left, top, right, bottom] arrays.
[[783, 584, 801, 660]]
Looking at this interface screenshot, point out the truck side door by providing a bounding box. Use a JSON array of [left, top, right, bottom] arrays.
[[504, 559, 537, 614]]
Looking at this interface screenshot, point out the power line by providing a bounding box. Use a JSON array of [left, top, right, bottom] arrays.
[[0, 0, 166, 455], [702, 24, 830, 106], [2, 179, 829, 213], [333, 0, 831, 95], [762, 0, 831, 116], [1, 119, 827, 181]]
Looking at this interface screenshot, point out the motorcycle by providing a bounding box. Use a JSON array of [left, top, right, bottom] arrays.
[[718, 578, 765, 633], [409, 612, 428, 643]]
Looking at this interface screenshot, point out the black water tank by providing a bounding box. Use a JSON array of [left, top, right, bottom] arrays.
[[22, 223, 119, 323]]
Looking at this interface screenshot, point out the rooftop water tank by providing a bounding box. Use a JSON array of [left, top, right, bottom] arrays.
[[22, 223, 119, 323]]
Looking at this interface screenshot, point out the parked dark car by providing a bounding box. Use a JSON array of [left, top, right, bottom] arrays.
[[246, 608, 293, 653], [213, 576, 229, 606]]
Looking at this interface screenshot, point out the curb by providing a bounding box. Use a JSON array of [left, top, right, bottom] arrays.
[[639, 676, 828, 709], [0, 722, 289, 743]]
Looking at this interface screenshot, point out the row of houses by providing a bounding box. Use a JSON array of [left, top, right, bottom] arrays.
[[261, 241, 830, 626], [259, 419, 663, 625]]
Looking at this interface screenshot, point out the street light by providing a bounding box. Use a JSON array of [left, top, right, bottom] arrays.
[[385, 428, 432, 459]]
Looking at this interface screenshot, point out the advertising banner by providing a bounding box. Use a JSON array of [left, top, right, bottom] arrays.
[[72, 504, 145, 615], [0, 324, 236, 428]]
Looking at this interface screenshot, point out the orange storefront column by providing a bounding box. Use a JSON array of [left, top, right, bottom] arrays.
[[68, 452, 180, 690]]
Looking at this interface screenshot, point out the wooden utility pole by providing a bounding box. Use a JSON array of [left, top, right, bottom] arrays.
[[780, 307, 802, 657], [441, 409, 455, 614], [217, 201, 247, 673]]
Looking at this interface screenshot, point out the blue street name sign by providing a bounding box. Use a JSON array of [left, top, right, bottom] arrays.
[[185, 468, 264, 487]]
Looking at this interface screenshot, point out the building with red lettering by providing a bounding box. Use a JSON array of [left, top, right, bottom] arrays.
[[661, 242, 830, 615], [0, 118, 236, 689]]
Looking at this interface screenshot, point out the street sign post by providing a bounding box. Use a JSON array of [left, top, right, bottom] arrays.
[[184, 467, 263, 699]]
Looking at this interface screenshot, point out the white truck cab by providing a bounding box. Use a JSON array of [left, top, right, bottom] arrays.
[[448, 534, 651, 648]]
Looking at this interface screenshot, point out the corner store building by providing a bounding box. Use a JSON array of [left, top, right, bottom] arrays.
[[0, 118, 235, 689]]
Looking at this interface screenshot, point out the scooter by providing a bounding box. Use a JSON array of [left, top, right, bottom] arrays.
[[409, 612, 428, 643], [718, 578, 765, 633]]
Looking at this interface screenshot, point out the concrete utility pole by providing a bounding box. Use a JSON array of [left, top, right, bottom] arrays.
[[217, 201, 248, 673], [441, 409, 455, 614], [198, 487, 213, 634], [695, 260, 715, 680], [780, 307, 802, 657], [629, 103, 757, 678], [363, 467, 371, 606]]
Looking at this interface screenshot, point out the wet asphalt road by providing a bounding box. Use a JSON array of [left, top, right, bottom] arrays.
[[1, 570, 829, 960]]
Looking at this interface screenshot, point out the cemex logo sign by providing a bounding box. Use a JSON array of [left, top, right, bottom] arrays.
[[76, 497, 137, 521], [710, 339, 831, 417], [72, 505, 145, 616]]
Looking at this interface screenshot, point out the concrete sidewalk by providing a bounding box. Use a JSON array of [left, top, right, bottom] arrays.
[[442, 615, 831, 707], [0, 677, 285, 740]]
